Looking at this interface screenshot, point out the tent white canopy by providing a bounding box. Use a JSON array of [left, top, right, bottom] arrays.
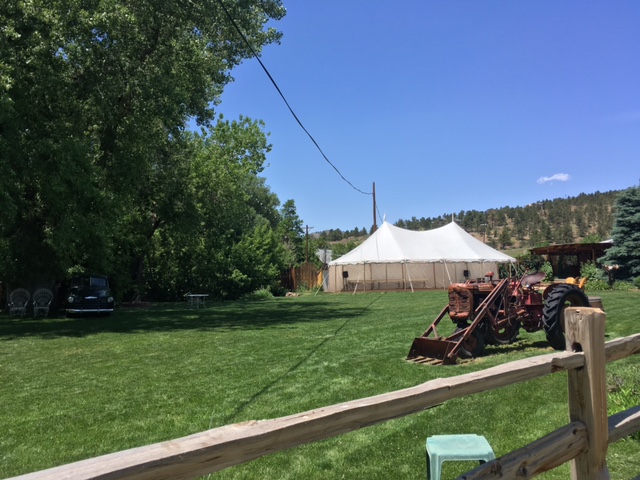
[[326, 221, 516, 292]]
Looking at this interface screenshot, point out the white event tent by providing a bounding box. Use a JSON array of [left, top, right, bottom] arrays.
[[326, 221, 516, 292]]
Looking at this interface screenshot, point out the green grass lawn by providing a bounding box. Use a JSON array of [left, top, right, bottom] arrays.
[[1, 290, 639, 479]]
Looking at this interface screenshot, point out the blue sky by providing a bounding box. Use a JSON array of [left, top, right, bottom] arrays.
[[214, 1, 640, 232]]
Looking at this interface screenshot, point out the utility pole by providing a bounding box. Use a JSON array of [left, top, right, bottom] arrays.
[[305, 225, 313, 263], [372, 182, 377, 232]]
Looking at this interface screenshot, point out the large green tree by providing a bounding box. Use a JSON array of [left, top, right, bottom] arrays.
[[144, 119, 286, 300], [601, 185, 640, 280], [278, 199, 305, 266], [1, 0, 285, 289]]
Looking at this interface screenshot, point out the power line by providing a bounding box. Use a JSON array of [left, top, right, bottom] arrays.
[[376, 205, 384, 225], [215, 0, 372, 196]]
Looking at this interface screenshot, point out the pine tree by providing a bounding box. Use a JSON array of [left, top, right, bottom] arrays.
[[499, 227, 512, 248], [601, 185, 640, 279]]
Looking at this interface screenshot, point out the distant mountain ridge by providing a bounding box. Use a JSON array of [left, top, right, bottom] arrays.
[[319, 190, 620, 250]]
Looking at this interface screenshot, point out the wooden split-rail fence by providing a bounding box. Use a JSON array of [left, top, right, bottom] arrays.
[[9, 307, 640, 480]]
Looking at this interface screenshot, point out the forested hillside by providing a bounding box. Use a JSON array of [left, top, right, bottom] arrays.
[[320, 190, 619, 251]]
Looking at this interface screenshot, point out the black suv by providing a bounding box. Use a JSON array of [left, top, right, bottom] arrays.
[[65, 275, 115, 315]]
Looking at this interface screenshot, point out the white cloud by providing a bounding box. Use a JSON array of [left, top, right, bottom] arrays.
[[537, 173, 570, 184]]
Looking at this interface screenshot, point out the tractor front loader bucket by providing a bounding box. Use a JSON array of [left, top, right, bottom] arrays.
[[406, 278, 511, 366], [407, 336, 459, 365], [406, 305, 458, 365]]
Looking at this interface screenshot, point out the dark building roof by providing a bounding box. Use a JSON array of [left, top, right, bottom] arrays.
[[530, 241, 613, 278], [530, 241, 612, 257]]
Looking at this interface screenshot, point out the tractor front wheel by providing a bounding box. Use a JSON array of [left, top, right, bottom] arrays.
[[487, 319, 520, 345], [542, 284, 590, 350], [455, 327, 485, 359]]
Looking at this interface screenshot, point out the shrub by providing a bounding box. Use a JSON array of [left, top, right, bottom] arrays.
[[580, 261, 600, 282], [580, 261, 610, 291], [269, 284, 289, 297], [515, 252, 545, 272], [498, 263, 511, 278], [295, 281, 311, 293], [586, 278, 610, 291], [635, 277, 640, 289], [240, 288, 274, 301], [612, 281, 634, 291], [541, 262, 554, 282]]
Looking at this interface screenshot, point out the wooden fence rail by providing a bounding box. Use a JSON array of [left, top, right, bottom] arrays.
[[9, 307, 640, 480]]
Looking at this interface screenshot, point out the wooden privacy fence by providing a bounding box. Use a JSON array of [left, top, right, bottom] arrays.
[[295, 262, 321, 290], [281, 262, 321, 291], [10, 307, 640, 480]]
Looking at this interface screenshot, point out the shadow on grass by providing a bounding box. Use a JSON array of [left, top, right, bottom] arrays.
[[0, 299, 369, 340], [219, 294, 386, 424], [484, 339, 555, 356]]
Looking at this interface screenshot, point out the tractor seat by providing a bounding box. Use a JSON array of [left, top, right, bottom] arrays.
[[521, 271, 545, 288]]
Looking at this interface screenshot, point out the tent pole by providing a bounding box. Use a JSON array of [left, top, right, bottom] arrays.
[[386, 263, 389, 291], [407, 263, 414, 292], [403, 263, 407, 291], [444, 261, 452, 286], [432, 263, 436, 289]]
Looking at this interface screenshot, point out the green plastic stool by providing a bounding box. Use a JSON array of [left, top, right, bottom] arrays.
[[426, 434, 495, 480]]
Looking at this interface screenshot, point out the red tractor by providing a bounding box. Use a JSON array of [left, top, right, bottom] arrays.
[[407, 272, 591, 365]]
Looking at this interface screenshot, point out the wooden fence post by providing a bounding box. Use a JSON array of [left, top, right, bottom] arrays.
[[565, 306, 610, 479]]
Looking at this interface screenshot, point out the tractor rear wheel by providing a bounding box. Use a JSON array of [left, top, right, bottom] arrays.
[[455, 327, 485, 359], [542, 284, 590, 350]]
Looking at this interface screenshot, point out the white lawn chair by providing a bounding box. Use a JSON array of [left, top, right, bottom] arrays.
[[33, 288, 54, 318], [9, 288, 30, 317]]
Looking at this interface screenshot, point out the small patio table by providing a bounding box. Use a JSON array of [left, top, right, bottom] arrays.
[[186, 293, 209, 309]]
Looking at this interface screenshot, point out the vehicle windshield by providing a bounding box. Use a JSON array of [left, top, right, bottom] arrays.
[[71, 276, 108, 288]]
